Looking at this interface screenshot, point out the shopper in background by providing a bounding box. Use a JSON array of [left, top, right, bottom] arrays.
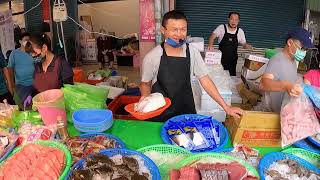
[[208, 12, 252, 76], [260, 28, 313, 113], [0, 46, 14, 104], [140, 10, 244, 122], [303, 34, 320, 88], [30, 34, 73, 94], [6, 32, 34, 106]]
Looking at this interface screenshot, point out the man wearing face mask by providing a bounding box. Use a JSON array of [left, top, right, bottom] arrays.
[[208, 12, 252, 76], [6, 32, 34, 106], [260, 28, 313, 113], [140, 10, 244, 122]]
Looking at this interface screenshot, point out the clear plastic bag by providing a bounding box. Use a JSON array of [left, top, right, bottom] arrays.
[[280, 93, 320, 147], [0, 102, 18, 128]]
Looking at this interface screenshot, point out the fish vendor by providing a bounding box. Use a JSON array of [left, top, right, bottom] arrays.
[[260, 27, 313, 113], [140, 10, 244, 122]]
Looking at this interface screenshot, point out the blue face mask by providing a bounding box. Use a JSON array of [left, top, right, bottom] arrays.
[[33, 54, 45, 64], [292, 42, 306, 62], [165, 38, 186, 48]]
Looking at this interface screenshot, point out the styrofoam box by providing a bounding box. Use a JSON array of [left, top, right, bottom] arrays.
[[188, 37, 204, 52], [197, 109, 227, 122], [205, 50, 222, 64], [193, 90, 227, 122], [193, 81, 232, 111]]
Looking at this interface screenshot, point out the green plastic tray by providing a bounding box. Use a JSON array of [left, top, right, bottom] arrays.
[[2, 140, 72, 180], [175, 153, 260, 178], [138, 144, 192, 180], [282, 148, 320, 168]]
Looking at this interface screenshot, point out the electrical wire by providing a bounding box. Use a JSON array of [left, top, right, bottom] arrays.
[[77, 0, 124, 18], [67, 15, 137, 39], [0, 0, 43, 23]]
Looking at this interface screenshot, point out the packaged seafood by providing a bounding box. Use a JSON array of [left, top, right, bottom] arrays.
[[71, 153, 152, 180], [17, 122, 57, 145], [165, 117, 220, 152], [224, 145, 260, 168], [0, 143, 65, 180]]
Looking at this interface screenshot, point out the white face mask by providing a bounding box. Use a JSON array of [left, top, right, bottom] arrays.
[[22, 41, 28, 47]]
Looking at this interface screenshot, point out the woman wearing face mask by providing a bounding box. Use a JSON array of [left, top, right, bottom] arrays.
[[6, 32, 34, 107], [260, 28, 313, 113], [30, 34, 73, 94]]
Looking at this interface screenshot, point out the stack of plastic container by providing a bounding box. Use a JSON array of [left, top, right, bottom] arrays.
[[193, 65, 232, 122]]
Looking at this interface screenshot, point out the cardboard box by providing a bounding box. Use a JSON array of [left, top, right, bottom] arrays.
[[205, 50, 222, 64], [225, 111, 281, 147], [241, 54, 269, 80]]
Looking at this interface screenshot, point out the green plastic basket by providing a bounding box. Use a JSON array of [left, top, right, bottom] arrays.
[[137, 144, 192, 180], [175, 153, 260, 178], [2, 140, 72, 180], [282, 148, 320, 168]]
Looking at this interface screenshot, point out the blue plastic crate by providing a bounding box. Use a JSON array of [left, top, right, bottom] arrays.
[[294, 139, 320, 154], [307, 135, 320, 148]]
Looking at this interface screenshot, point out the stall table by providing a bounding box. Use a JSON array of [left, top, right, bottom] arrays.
[[68, 119, 287, 155]]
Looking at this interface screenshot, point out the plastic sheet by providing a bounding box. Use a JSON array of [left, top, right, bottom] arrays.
[[62, 83, 109, 123], [303, 84, 320, 109], [0, 102, 18, 128]]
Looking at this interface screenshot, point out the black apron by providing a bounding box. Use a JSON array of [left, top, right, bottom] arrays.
[[150, 43, 196, 122], [219, 24, 239, 76]]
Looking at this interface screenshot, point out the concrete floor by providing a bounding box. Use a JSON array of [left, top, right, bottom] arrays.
[[81, 64, 141, 85]]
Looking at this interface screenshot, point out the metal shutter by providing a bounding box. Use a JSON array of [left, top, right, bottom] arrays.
[[24, 0, 43, 33], [176, 0, 305, 48]]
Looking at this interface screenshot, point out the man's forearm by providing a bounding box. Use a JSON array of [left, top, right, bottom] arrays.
[[260, 78, 289, 92], [199, 75, 229, 111], [3, 67, 15, 94], [140, 82, 152, 97]]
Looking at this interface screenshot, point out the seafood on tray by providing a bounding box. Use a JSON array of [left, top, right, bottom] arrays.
[[134, 93, 166, 113], [170, 161, 258, 180], [265, 159, 320, 180], [65, 135, 122, 163], [71, 153, 151, 180], [0, 143, 65, 180]]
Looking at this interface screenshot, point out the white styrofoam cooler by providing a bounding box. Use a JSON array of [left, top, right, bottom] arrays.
[[193, 73, 232, 111], [197, 109, 227, 122], [188, 37, 204, 52]]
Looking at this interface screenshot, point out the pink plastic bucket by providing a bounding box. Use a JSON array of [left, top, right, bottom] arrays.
[[37, 107, 67, 125], [32, 89, 67, 125]]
